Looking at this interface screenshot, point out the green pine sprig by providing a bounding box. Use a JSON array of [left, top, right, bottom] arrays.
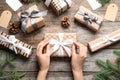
[[0, 50, 25, 80], [30, 0, 41, 3], [94, 50, 120, 80], [97, 0, 111, 6], [20, 0, 42, 4]]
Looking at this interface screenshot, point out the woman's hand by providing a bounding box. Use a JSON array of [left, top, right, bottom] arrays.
[[71, 42, 87, 80], [36, 40, 51, 80]]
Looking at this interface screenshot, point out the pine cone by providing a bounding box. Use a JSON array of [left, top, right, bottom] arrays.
[[9, 21, 20, 34], [61, 16, 70, 28], [21, 0, 30, 3]]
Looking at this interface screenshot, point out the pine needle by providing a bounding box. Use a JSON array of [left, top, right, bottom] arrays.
[[96, 60, 108, 68], [30, 0, 41, 3], [106, 60, 118, 70], [114, 50, 120, 57], [97, 0, 111, 6], [0, 50, 25, 80], [94, 50, 120, 80]]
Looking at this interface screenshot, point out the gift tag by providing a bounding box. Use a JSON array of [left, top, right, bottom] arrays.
[[87, 0, 102, 10], [0, 10, 12, 28], [105, 4, 118, 21], [6, 0, 23, 11]]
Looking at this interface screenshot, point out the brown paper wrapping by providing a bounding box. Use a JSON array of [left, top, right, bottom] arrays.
[[74, 6, 103, 32], [45, 33, 76, 57], [0, 32, 33, 58], [20, 5, 45, 33], [88, 29, 120, 52]]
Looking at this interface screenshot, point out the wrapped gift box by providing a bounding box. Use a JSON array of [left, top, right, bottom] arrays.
[[45, 33, 76, 57], [0, 32, 33, 58], [74, 6, 103, 32], [44, 0, 72, 15], [20, 5, 47, 33], [88, 29, 120, 52]]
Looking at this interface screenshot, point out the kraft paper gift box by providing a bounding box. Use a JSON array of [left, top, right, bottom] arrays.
[[0, 32, 33, 58], [44, 0, 72, 15], [20, 5, 47, 33], [45, 33, 76, 57], [88, 29, 120, 52], [74, 6, 103, 32]]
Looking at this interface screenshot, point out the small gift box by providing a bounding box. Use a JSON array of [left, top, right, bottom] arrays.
[[0, 32, 33, 58], [45, 33, 76, 57], [74, 6, 103, 32], [44, 0, 72, 15], [88, 29, 120, 52], [20, 5, 47, 33]]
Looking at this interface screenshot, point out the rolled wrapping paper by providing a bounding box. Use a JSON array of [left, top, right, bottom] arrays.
[[45, 33, 76, 57], [74, 6, 103, 32], [20, 5, 48, 33], [0, 32, 33, 58], [88, 29, 120, 52], [45, 0, 72, 15]]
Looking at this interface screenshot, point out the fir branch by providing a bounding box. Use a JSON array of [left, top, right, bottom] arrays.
[[0, 60, 7, 68], [114, 50, 120, 57], [94, 50, 120, 80], [0, 52, 2, 56], [0, 50, 25, 80], [20, 0, 42, 3], [94, 73, 106, 80], [96, 60, 108, 68], [97, 0, 111, 6], [6, 53, 16, 66], [106, 60, 118, 70], [114, 50, 120, 68], [30, 0, 41, 3], [116, 57, 120, 68]]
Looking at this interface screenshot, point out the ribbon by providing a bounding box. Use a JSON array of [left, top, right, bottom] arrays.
[[21, 9, 48, 33], [0, 35, 32, 55], [49, 33, 73, 57], [45, 0, 72, 11], [77, 8, 102, 25], [91, 34, 120, 49]]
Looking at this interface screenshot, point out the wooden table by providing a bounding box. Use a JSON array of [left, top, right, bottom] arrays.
[[0, 0, 120, 80]]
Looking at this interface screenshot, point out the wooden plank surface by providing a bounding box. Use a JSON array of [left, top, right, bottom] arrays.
[[0, 0, 120, 80]]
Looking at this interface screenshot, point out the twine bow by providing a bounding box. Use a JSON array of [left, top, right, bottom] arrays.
[[21, 9, 48, 33], [49, 33, 73, 57], [91, 34, 120, 49], [0, 35, 32, 55], [77, 8, 101, 25]]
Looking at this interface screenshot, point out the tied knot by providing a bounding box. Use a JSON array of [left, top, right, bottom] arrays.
[[103, 35, 117, 43], [0, 34, 32, 55], [91, 34, 120, 49], [84, 13, 93, 24], [49, 33, 73, 57], [77, 8, 101, 25], [83, 13, 98, 24], [58, 42, 63, 46], [21, 9, 48, 33], [7, 36, 18, 54]]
